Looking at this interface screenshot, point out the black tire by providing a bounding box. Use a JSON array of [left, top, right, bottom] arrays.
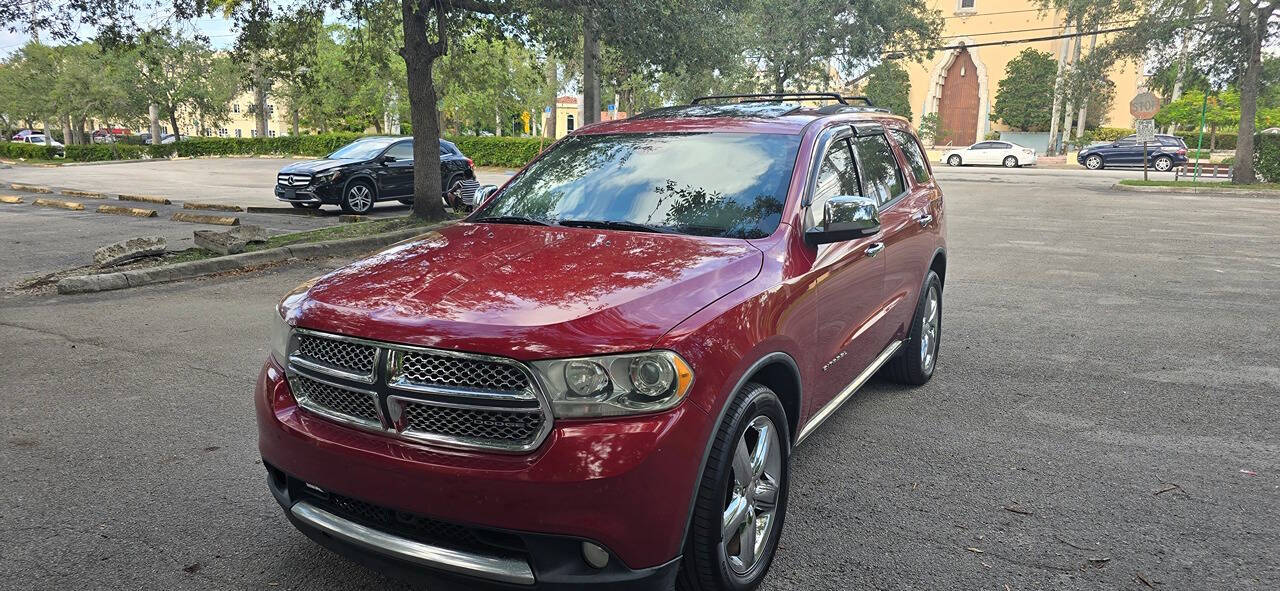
[[1084, 154, 1104, 170], [1003, 155, 1019, 168], [340, 180, 375, 214], [884, 270, 942, 385], [290, 202, 320, 209], [1153, 155, 1173, 172], [947, 155, 962, 167], [441, 173, 462, 210], [678, 383, 790, 591]]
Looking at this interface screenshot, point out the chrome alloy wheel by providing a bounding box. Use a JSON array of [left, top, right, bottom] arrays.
[[920, 284, 940, 373], [722, 415, 782, 576], [1085, 154, 1103, 169], [347, 184, 373, 211]]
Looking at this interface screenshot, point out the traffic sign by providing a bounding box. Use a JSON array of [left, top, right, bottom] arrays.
[[1130, 92, 1161, 119], [1135, 119, 1156, 143]]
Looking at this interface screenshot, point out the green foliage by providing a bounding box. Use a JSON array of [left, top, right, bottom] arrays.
[[1174, 132, 1237, 151], [444, 136, 545, 168], [984, 131, 1002, 141], [167, 133, 366, 157], [993, 49, 1057, 131], [916, 113, 940, 144], [437, 37, 546, 136], [64, 145, 148, 161], [0, 142, 59, 160], [860, 62, 913, 120], [1255, 133, 1280, 182]]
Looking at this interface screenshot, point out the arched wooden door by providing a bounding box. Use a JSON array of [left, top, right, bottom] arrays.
[[937, 48, 978, 146]]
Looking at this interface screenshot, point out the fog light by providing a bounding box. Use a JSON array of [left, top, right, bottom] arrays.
[[581, 541, 609, 569]]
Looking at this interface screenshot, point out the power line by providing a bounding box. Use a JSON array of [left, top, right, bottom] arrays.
[[941, 7, 1045, 20], [886, 24, 1136, 56], [939, 18, 1141, 40]]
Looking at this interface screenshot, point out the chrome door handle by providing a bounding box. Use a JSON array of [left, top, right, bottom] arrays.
[[915, 213, 934, 227], [865, 242, 885, 257]]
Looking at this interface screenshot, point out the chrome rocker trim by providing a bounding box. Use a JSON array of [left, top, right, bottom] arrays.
[[795, 340, 902, 444], [291, 500, 536, 586]]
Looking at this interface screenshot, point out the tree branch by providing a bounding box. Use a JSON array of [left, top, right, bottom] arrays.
[[441, 0, 506, 14]]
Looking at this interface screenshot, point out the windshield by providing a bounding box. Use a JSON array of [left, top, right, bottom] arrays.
[[327, 138, 394, 160], [474, 132, 800, 238]]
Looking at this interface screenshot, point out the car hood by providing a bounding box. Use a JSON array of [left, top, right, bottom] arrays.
[[288, 222, 764, 360], [279, 159, 360, 174]]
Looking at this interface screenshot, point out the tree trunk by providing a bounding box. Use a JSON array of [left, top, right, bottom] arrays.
[[1047, 25, 1071, 156], [1071, 30, 1088, 139], [292, 107, 300, 135], [401, 0, 447, 221], [42, 119, 52, 146], [1232, 7, 1264, 184], [255, 83, 269, 137], [582, 11, 601, 126], [546, 56, 558, 139], [169, 112, 181, 143], [495, 102, 502, 136], [62, 115, 72, 146], [148, 104, 161, 145], [1209, 122, 1217, 152]]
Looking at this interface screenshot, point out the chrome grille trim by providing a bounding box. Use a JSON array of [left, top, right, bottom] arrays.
[[292, 331, 378, 383], [283, 329, 552, 453], [277, 173, 312, 187]]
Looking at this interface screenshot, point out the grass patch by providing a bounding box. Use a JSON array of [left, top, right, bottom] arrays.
[[1118, 179, 1280, 190]]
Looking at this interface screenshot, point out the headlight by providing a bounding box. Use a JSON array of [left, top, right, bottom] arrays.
[[270, 307, 293, 365], [314, 169, 342, 183], [531, 351, 693, 418]]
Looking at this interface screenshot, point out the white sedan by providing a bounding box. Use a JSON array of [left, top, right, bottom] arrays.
[[942, 140, 1037, 168], [14, 135, 64, 148]]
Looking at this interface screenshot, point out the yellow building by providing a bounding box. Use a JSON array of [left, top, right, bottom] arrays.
[[904, 0, 1146, 146], [542, 96, 628, 139], [134, 90, 299, 138]]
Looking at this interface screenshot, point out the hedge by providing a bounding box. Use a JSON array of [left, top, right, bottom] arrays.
[[64, 144, 150, 161], [0, 142, 59, 160], [1256, 133, 1280, 182], [445, 136, 545, 168], [1174, 132, 1238, 151]]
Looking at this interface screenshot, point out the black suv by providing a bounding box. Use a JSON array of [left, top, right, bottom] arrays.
[[275, 137, 479, 213], [1077, 133, 1189, 172]]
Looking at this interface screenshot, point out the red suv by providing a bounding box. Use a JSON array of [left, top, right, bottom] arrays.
[[257, 93, 946, 590]]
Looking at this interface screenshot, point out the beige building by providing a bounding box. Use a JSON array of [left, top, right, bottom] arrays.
[[542, 96, 628, 139], [904, 0, 1145, 146], [134, 90, 299, 138]]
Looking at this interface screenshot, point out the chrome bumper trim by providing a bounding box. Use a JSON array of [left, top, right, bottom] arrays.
[[290, 501, 535, 585]]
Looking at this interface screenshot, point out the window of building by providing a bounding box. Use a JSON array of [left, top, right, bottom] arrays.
[[269, 130, 277, 137], [851, 134, 906, 205], [958, 0, 975, 10], [566, 115, 575, 131], [890, 129, 931, 184], [235, 129, 242, 138], [251, 129, 258, 138], [233, 104, 240, 114], [268, 104, 275, 114], [218, 128, 228, 137]]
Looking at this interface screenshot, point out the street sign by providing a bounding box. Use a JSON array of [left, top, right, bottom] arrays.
[[1135, 119, 1156, 142], [1130, 92, 1161, 120]]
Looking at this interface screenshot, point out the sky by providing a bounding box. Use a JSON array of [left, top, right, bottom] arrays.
[[0, 15, 240, 58]]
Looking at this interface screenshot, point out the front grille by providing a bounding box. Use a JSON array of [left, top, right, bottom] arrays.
[[286, 330, 551, 453], [277, 173, 312, 187], [291, 374, 380, 423], [398, 351, 529, 392], [456, 179, 481, 205], [398, 402, 543, 443], [296, 334, 377, 376]]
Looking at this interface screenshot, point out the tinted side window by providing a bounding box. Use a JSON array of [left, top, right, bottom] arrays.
[[852, 134, 906, 205], [806, 137, 859, 230], [890, 129, 931, 184], [386, 141, 414, 160]]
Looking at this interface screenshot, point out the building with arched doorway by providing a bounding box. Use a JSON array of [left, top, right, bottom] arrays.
[[903, 0, 1146, 147]]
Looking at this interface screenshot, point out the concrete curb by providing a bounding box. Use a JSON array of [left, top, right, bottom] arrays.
[[55, 224, 446, 295], [98, 204, 158, 217], [245, 205, 325, 216], [33, 198, 85, 210], [1112, 183, 1280, 198], [183, 202, 244, 212], [171, 211, 240, 225], [1, 195, 23, 204], [62, 189, 108, 199], [11, 182, 53, 193], [118, 193, 172, 205]]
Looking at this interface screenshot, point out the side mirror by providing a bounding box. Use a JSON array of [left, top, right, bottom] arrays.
[[379, 155, 397, 164], [474, 184, 500, 204], [805, 196, 880, 245]]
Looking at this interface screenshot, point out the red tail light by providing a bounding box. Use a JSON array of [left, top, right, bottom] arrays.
[[1177, 148, 1187, 155], [466, 158, 474, 168]]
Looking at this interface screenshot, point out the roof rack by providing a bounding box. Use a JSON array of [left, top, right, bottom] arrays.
[[692, 92, 861, 105]]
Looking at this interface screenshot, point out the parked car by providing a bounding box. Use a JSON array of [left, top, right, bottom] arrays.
[[942, 140, 1037, 168], [13, 135, 64, 155], [9, 129, 39, 142], [140, 132, 178, 145], [91, 128, 131, 143], [274, 136, 478, 214], [1077, 133, 1187, 171], [257, 94, 947, 590]]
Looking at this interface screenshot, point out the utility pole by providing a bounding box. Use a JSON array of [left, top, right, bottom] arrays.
[[1059, 18, 1082, 149], [1075, 33, 1096, 139], [1047, 21, 1071, 156]]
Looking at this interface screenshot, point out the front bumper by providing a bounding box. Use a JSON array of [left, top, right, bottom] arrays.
[[274, 183, 342, 204], [256, 357, 710, 586]]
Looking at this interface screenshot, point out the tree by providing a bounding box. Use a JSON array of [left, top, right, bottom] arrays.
[[859, 61, 912, 120], [437, 36, 544, 135], [992, 48, 1057, 131], [130, 30, 240, 141]]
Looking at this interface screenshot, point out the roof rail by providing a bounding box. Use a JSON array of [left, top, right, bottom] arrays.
[[692, 92, 852, 105]]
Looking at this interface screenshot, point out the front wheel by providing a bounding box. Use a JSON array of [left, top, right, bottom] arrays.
[[947, 155, 962, 167], [1003, 155, 1019, 168], [1153, 155, 1173, 172], [340, 181, 375, 214], [1084, 154, 1104, 170], [678, 383, 790, 591], [884, 270, 942, 385]]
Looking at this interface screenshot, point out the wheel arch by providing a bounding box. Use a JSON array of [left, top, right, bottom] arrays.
[[929, 247, 947, 288], [344, 174, 379, 200]]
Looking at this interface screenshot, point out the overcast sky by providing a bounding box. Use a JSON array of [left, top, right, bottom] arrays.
[[0, 16, 239, 58]]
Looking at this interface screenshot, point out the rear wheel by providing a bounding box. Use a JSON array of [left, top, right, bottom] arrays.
[[1003, 155, 1019, 168], [1153, 155, 1173, 172], [884, 270, 942, 385], [340, 181, 375, 214], [678, 383, 789, 591], [947, 155, 962, 167], [1084, 154, 1104, 170]]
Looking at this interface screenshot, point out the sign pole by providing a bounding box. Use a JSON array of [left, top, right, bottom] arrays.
[[1143, 141, 1149, 181]]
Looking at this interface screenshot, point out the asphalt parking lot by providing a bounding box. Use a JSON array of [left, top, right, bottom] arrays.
[[2, 169, 1277, 590]]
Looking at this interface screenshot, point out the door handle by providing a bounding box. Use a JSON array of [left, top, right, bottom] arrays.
[[865, 242, 885, 257], [914, 213, 934, 227]]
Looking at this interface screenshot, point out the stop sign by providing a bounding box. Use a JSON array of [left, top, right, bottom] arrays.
[[1130, 92, 1161, 119]]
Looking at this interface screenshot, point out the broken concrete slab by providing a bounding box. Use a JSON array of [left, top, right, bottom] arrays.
[[193, 229, 247, 255], [94, 236, 167, 267], [227, 224, 268, 244]]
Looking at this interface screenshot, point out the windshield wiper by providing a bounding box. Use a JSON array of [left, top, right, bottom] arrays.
[[471, 215, 552, 227], [558, 219, 672, 234]]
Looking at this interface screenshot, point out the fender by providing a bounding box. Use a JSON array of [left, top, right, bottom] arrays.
[[676, 350, 801, 554], [343, 174, 379, 200]]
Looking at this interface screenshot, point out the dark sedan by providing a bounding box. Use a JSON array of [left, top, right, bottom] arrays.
[[275, 137, 478, 214], [1077, 134, 1188, 172]]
